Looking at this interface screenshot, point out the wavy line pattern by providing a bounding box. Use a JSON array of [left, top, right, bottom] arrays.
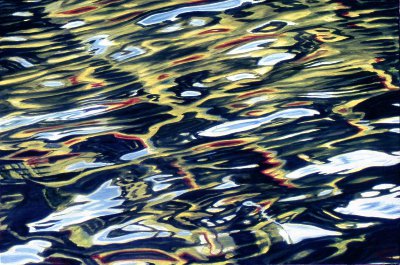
[[0, 0, 399, 264]]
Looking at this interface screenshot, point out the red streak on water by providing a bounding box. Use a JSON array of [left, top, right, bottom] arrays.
[[257, 150, 295, 188], [158, 74, 169, 80], [27, 153, 79, 166], [113, 133, 147, 148], [59, 6, 97, 15], [64, 138, 81, 145], [189, 0, 212, 3], [198, 28, 230, 35], [173, 55, 204, 65], [91, 82, 104, 88], [238, 89, 274, 98], [347, 23, 362, 28], [296, 50, 326, 63], [230, 103, 248, 108], [178, 252, 201, 262], [246, 110, 263, 116], [104, 98, 140, 110], [283, 101, 311, 107], [68, 76, 79, 85], [45, 257, 77, 265], [208, 139, 245, 147]]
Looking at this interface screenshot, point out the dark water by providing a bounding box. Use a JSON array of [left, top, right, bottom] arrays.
[[0, 0, 399, 264]]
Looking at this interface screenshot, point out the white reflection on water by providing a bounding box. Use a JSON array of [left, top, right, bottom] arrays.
[[36, 126, 119, 140], [181, 90, 202, 97], [280, 223, 341, 244], [0, 104, 110, 133], [92, 219, 177, 245], [61, 20, 85, 29], [120, 148, 149, 161], [227, 39, 276, 55], [28, 180, 124, 232], [0, 36, 27, 41], [65, 161, 114, 171], [199, 108, 319, 137], [212, 176, 239, 190], [189, 18, 206, 26], [86, 35, 114, 55], [8, 56, 34, 68], [227, 73, 258, 81], [287, 150, 400, 179], [111, 46, 145, 62], [41, 80, 65, 87], [335, 191, 400, 219], [159, 23, 183, 33], [13, 11, 33, 17], [145, 174, 183, 192], [258, 52, 296, 66], [138, 0, 264, 26], [373, 183, 396, 190], [279, 194, 309, 202], [306, 60, 342, 68], [0, 240, 51, 265]]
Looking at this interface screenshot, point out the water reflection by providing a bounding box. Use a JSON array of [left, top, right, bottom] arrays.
[[0, 0, 399, 264], [287, 150, 400, 179], [28, 180, 124, 232], [138, 0, 263, 26], [199, 108, 319, 137], [0, 240, 52, 265], [335, 187, 400, 220], [279, 223, 341, 245]]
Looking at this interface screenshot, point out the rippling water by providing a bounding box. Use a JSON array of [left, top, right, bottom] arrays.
[[0, 0, 399, 264]]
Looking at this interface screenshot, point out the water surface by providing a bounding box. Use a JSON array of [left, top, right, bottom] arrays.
[[0, 0, 399, 264]]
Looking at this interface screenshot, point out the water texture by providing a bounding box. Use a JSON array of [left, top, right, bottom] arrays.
[[0, 0, 399, 264]]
